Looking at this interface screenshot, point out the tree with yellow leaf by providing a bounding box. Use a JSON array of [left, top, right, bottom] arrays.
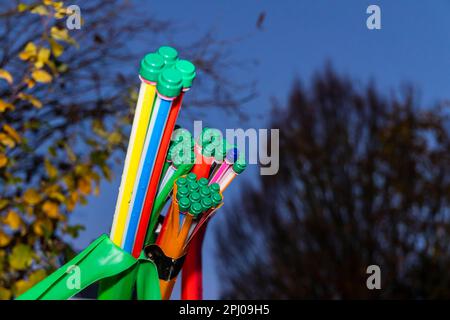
[[0, 0, 253, 299]]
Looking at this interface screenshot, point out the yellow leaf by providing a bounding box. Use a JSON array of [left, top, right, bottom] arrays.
[[9, 244, 33, 270], [108, 131, 122, 144], [0, 154, 7, 168], [44, 159, 58, 178], [0, 133, 15, 148], [42, 200, 60, 218], [23, 189, 41, 205], [35, 47, 51, 69], [51, 2, 64, 10], [33, 219, 53, 236], [0, 287, 11, 300], [30, 5, 49, 16], [77, 177, 91, 195], [0, 231, 11, 247], [0, 199, 8, 210], [3, 210, 22, 230], [17, 4, 28, 12], [0, 69, 13, 85], [13, 280, 31, 296], [49, 38, 64, 57], [31, 70, 52, 83], [50, 26, 75, 44], [0, 100, 14, 112], [49, 192, 65, 203], [19, 42, 37, 61], [54, 8, 67, 19], [29, 269, 46, 285], [3, 124, 21, 143], [18, 92, 42, 109]]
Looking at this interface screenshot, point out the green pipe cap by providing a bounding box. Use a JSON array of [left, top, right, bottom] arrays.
[[187, 172, 197, 182], [202, 143, 215, 157], [175, 59, 196, 89], [188, 181, 199, 192], [210, 183, 220, 193], [189, 202, 203, 218], [178, 197, 190, 212], [157, 46, 178, 66], [211, 192, 222, 206], [176, 177, 188, 188], [198, 178, 209, 187], [156, 68, 183, 98], [200, 186, 211, 198], [140, 53, 165, 82], [189, 192, 201, 203], [177, 186, 189, 200], [233, 157, 247, 174], [201, 197, 213, 212]]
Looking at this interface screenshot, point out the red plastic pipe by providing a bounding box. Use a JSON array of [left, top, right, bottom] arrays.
[[181, 150, 212, 299]]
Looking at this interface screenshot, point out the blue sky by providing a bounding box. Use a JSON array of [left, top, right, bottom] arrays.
[[69, 0, 450, 299]]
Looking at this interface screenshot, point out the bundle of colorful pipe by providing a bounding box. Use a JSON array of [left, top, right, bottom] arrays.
[[18, 47, 247, 301]]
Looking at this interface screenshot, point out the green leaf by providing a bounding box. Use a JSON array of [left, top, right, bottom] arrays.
[[9, 244, 33, 270]]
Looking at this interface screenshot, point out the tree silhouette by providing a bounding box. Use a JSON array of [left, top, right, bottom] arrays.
[[216, 67, 450, 299], [0, 0, 254, 299]]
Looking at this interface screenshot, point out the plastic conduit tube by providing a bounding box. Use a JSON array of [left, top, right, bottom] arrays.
[[181, 144, 215, 300], [144, 159, 194, 246], [109, 53, 163, 246], [122, 68, 183, 256], [131, 60, 195, 257], [219, 158, 247, 192], [209, 147, 238, 184]]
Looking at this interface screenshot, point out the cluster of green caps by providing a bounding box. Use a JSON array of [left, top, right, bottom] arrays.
[[175, 172, 222, 218], [197, 127, 247, 174], [139, 46, 196, 98], [167, 127, 195, 167]]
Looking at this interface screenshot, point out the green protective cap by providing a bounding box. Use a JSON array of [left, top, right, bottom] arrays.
[[210, 183, 220, 193], [176, 177, 188, 188], [175, 59, 196, 89], [201, 197, 213, 212], [202, 143, 215, 157], [139, 53, 165, 82], [189, 192, 201, 203], [173, 148, 194, 168], [177, 186, 189, 200], [233, 156, 247, 174], [200, 128, 213, 146], [189, 202, 203, 217], [188, 181, 199, 192], [211, 192, 222, 206], [186, 172, 197, 182], [156, 68, 183, 98], [200, 186, 211, 198], [178, 197, 190, 212], [157, 46, 178, 66], [198, 178, 209, 187]]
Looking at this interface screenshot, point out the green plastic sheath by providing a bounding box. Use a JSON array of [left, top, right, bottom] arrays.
[[17, 235, 137, 300], [144, 163, 193, 246], [136, 252, 161, 300], [97, 264, 137, 300]]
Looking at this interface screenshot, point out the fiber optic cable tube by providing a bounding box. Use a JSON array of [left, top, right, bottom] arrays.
[[109, 53, 163, 246]]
